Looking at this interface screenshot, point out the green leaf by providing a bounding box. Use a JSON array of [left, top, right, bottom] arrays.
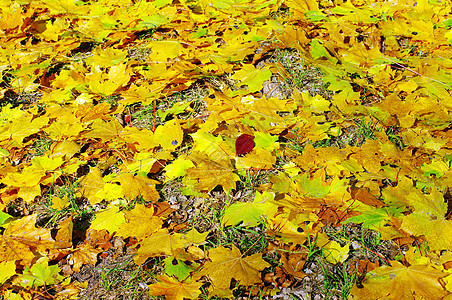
[[0, 211, 12, 227], [157, 101, 192, 120], [164, 256, 199, 281], [139, 15, 171, 29], [153, 0, 172, 8], [296, 173, 330, 198], [254, 132, 278, 150], [0, 148, 9, 158], [222, 191, 278, 227], [19, 258, 64, 287], [305, 10, 328, 21], [0, 261, 16, 284], [310, 40, 337, 63], [343, 206, 403, 230], [230, 64, 272, 93]]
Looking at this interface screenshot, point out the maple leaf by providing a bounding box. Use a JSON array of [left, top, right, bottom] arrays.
[[182, 228, 209, 245], [191, 131, 235, 161], [84, 118, 129, 143], [148, 274, 202, 300], [78, 167, 105, 205], [351, 261, 449, 300], [163, 156, 195, 182], [186, 153, 239, 192], [16, 257, 64, 288], [164, 256, 200, 281], [235, 147, 276, 170], [222, 191, 278, 227], [199, 245, 270, 292], [1, 167, 43, 202], [54, 216, 73, 249], [343, 205, 403, 230], [267, 213, 322, 245], [397, 188, 452, 251], [296, 173, 331, 198], [0, 215, 54, 264], [0, 260, 16, 284], [68, 242, 103, 273], [0, 114, 49, 146], [116, 204, 163, 240], [117, 173, 160, 202], [68, 229, 112, 272], [230, 64, 272, 93], [90, 206, 125, 234], [134, 229, 186, 265], [49, 140, 81, 160], [323, 241, 349, 264]]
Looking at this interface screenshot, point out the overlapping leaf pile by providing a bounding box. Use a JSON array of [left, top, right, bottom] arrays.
[[0, 0, 451, 299]]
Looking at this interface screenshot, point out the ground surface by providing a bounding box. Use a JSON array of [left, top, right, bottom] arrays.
[[0, 0, 451, 299]]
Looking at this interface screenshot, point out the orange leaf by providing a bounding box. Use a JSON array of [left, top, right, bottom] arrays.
[[68, 243, 103, 273]]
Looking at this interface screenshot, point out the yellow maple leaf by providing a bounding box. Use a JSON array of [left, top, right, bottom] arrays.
[[148, 41, 183, 61], [54, 216, 73, 249], [90, 206, 125, 234], [154, 119, 184, 151], [0, 260, 16, 284], [199, 245, 270, 292], [0, 114, 49, 147], [117, 173, 160, 202], [0, 215, 54, 264], [230, 64, 272, 93], [134, 229, 186, 265], [148, 275, 202, 300], [51, 195, 69, 210], [79, 167, 105, 205], [186, 153, 239, 192], [323, 241, 349, 264], [351, 261, 448, 300], [116, 204, 163, 240]]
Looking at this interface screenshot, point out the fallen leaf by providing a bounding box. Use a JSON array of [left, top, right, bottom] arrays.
[[148, 274, 202, 300], [199, 245, 270, 291]]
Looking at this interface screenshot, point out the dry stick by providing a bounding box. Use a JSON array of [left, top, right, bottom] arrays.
[[241, 234, 265, 257]]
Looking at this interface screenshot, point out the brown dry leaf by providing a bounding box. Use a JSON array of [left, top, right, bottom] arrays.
[[68, 242, 103, 273], [199, 245, 270, 291], [350, 186, 386, 208], [280, 252, 307, 279], [148, 274, 202, 300], [0, 215, 54, 264]]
